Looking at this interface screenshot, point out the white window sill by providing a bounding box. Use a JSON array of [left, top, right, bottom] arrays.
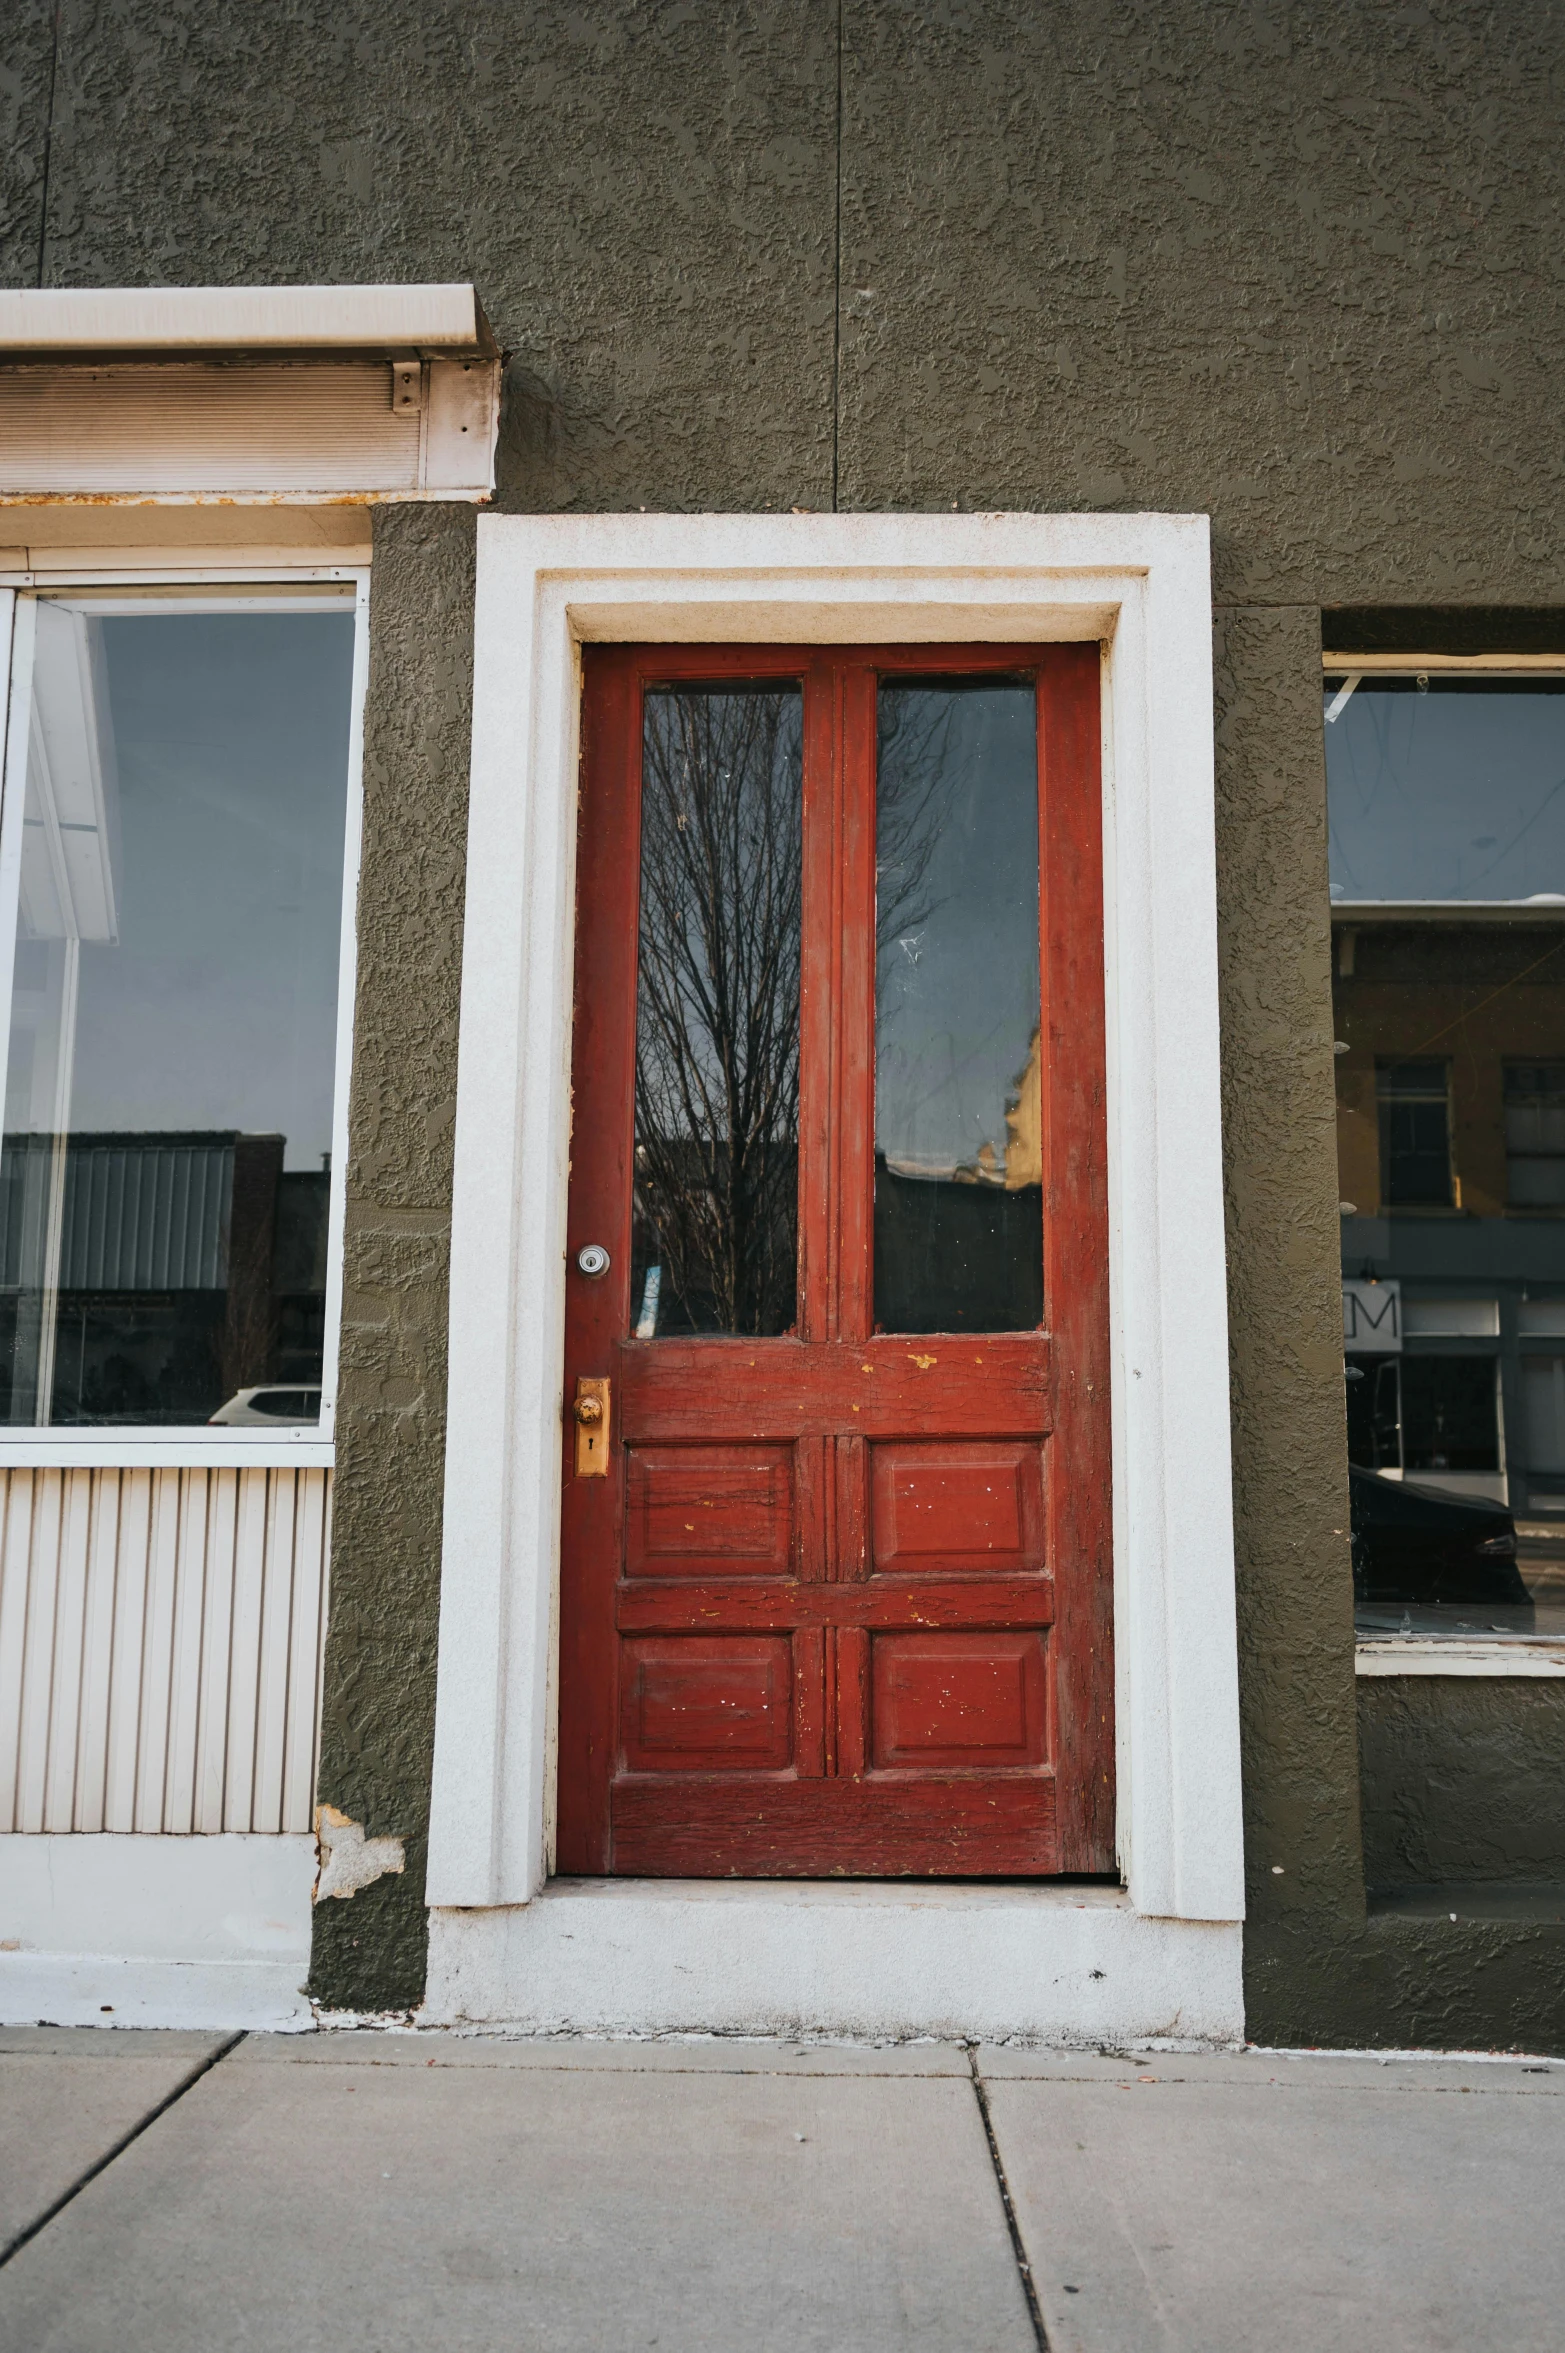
[[0, 1433, 334, 1470], [1356, 1638, 1565, 1678]]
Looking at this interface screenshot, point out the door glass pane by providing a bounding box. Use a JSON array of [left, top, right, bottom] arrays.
[[1328, 671, 1565, 1642], [631, 685, 803, 1338], [875, 678, 1042, 1334], [0, 600, 354, 1426]]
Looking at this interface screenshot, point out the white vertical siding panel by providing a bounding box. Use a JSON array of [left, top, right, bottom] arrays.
[[1, 1465, 330, 1840], [54, 1485, 94, 1825], [283, 1470, 328, 1835], [223, 1471, 270, 1833], [164, 1470, 211, 1835], [133, 1470, 182, 1831], [103, 1469, 152, 1831], [252, 1471, 298, 1835], [16, 1470, 64, 1833], [72, 1470, 123, 1831], [41, 1478, 93, 1832], [0, 1474, 35, 1830], [193, 1471, 238, 1833]]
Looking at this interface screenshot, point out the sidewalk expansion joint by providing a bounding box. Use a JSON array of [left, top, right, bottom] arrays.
[[966, 2044, 1051, 2351], [0, 2030, 246, 2270]]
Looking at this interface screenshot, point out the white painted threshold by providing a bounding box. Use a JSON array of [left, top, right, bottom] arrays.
[[423, 1880, 1245, 2047]]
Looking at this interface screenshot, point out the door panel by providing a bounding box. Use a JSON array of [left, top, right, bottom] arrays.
[[559, 643, 1111, 1880], [619, 1636, 794, 1773], [869, 1442, 1046, 1574], [610, 1774, 1060, 1877], [625, 1445, 795, 1577], [868, 1632, 1049, 1770]]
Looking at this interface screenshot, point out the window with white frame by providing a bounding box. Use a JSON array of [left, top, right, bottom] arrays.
[[0, 584, 362, 1437]]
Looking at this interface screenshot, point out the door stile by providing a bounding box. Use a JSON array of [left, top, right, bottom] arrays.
[[832, 1430, 870, 1778], [823, 1625, 839, 1775], [835, 663, 879, 1348], [792, 1624, 827, 1777], [558, 646, 643, 1874], [793, 1432, 829, 1779], [795, 660, 837, 1782], [797, 654, 838, 1348], [1037, 645, 1115, 1871], [835, 1623, 870, 1777], [834, 1428, 868, 1584]]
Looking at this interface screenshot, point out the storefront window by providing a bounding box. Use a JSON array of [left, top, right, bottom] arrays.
[[1327, 665, 1565, 1642], [0, 590, 357, 1430]]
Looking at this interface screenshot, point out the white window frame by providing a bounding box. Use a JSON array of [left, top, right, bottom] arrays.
[[1326, 650, 1565, 1677], [0, 562, 368, 1468], [427, 514, 1246, 1985]]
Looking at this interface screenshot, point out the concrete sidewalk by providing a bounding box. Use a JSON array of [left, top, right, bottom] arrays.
[[1, 2029, 1561, 2351]]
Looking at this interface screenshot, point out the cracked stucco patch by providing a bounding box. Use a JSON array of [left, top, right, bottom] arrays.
[[314, 1805, 407, 1902]]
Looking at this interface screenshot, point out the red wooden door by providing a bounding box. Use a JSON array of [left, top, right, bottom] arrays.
[[558, 644, 1112, 1878]]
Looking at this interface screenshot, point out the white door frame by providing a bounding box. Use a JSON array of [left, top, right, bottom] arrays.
[[426, 512, 1244, 2040]]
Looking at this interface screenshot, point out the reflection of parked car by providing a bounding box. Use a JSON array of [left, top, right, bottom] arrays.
[[209, 1386, 322, 1426], [1350, 1464, 1532, 1612]]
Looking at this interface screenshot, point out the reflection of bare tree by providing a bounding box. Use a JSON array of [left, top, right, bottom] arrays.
[[635, 689, 802, 1336], [875, 688, 959, 1011]]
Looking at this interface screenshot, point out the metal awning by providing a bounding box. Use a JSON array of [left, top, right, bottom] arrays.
[[0, 284, 502, 503], [0, 282, 498, 359]]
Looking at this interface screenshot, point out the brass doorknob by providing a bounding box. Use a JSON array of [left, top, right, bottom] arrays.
[[573, 1393, 604, 1426]]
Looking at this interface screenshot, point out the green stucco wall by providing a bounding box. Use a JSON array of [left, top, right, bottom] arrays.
[[308, 505, 476, 2012], [6, 0, 1563, 2045], [1360, 1678, 1565, 1891]]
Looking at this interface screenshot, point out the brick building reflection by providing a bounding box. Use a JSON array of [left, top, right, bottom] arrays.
[[0, 1130, 328, 1424], [1336, 912, 1565, 1521]]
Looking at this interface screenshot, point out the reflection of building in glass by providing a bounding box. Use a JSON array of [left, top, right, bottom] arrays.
[[1336, 914, 1565, 1517], [0, 596, 353, 1428], [1327, 668, 1565, 1642], [875, 1027, 1044, 1333], [0, 1129, 328, 1425], [1000, 1025, 1042, 1191]]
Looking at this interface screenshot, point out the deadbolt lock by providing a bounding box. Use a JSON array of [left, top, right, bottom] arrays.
[[572, 1376, 611, 1477]]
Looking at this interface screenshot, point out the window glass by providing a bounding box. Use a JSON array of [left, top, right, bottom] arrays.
[[630, 684, 803, 1339], [1327, 669, 1565, 1642], [874, 678, 1042, 1334], [0, 596, 355, 1427]]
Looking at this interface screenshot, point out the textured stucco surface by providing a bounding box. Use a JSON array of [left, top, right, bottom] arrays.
[[28, 0, 839, 516], [307, 504, 475, 2014], [1211, 607, 1367, 1952], [836, 2, 1565, 606], [0, 2, 52, 289], [5, 0, 1564, 2044], [1360, 1679, 1565, 1889], [1209, 606, 1565, 2051]]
